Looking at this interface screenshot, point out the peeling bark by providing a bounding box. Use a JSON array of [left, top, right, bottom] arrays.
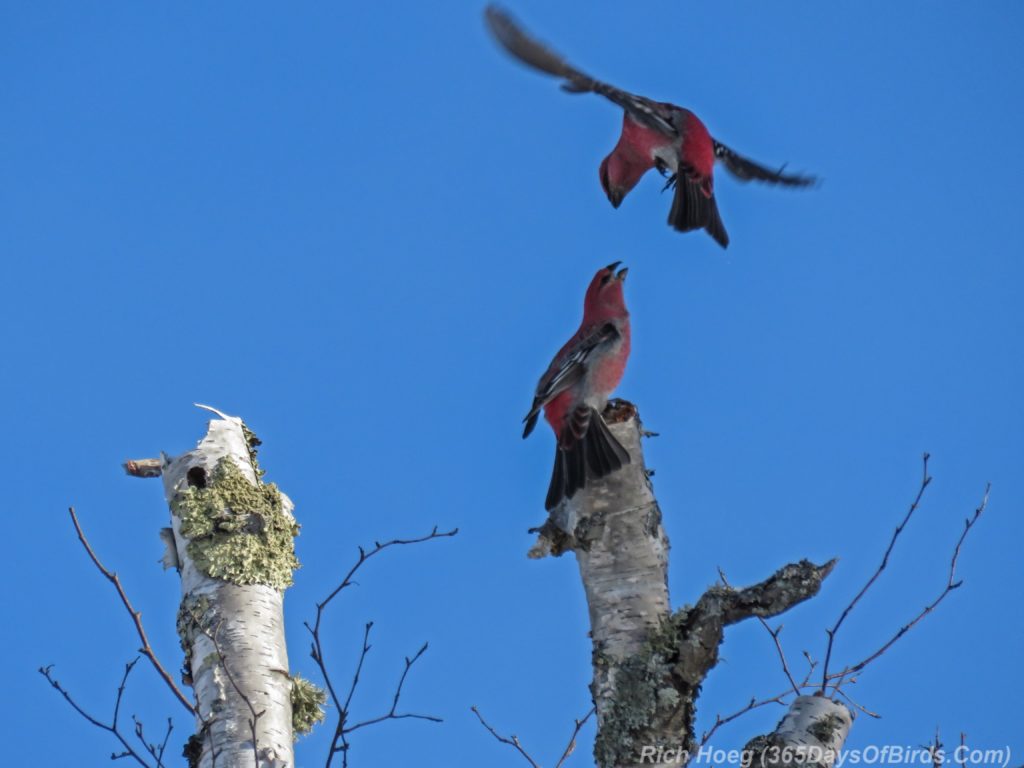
[[531, 401, 838, 768], [160, 407, 297, 768]]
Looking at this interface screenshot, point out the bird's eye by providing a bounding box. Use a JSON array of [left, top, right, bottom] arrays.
[[601, 273, 612, 285]]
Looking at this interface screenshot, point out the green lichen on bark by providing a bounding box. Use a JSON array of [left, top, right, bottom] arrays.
[[808, 712, 844, 744], [290, 675, 327, 737], [176, 594, 212, 686], [240, 420, 266, 480], [592, 618, 688, 768], [172, 457, 299, 589]]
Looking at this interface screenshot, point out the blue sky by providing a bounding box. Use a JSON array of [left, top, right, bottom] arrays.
[[2, 1, 1021, 766]]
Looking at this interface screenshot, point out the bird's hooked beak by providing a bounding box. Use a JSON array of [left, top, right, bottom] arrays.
[[606, 188, 624, 209], [603, 262, 627, 283]]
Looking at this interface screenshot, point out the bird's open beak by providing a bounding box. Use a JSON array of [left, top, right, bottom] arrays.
[[616, 267, 628, 281], [605, 261, 622, 272]]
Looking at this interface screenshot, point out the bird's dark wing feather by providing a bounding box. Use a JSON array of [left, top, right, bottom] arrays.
[[713, 140, 817, 186], [485, 5, 677, 138], [522, 322, 620, 438]]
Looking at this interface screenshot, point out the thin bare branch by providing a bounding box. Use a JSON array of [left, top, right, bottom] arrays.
[[40, 659, 155, 768], [928, 730, 944, 768], [554, 707, 596, 768], [341, 622, 374, 728], [830, 484, 989, 687], [828, 681, 881, 719], [344, 642, 443, 735], [303, 527, 456, 768], [821, 453, 932, 691], [68, 507, 196, 716], [799, 651, 819, 687], [471, 706, 541, 768], [701, 694, 789, 746], [701, 672, 881, 747], [471, 704, 596, 768], [719, 567, 800, 697], [132, 715, 174, 767], [313, 526, 459, 630]]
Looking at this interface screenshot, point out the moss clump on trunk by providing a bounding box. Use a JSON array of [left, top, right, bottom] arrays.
[[172, 457, 299, 589]]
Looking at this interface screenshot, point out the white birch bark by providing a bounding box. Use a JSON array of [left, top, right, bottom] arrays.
[[744, 695, 853, 768], [531, 401, 837, 768], [161, 406, 295, 768]]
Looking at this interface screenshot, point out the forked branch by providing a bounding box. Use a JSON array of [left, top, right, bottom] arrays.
[[40, 658, 171, 768], [68, 506, 196, 716], [303, 526, 457, 768]]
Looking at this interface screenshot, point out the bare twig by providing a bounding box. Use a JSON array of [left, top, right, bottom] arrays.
[[701, 668, 884, 746], [68, 507, 196, 716], [132, 715, 174, 767], [312, 527, 460, 631], [471, 705, 595, 768], [303, 527, 457, 768], [719, 567, 800, 696], [40, 658, 157, 768], [331, 622, 374, 767], [828, 681, 881, 719], [760, 620, 800, 696], [829, 485, 989, 688], [704, 510, 980, 745], [340, 623, 374, 730], [344, 642, 442, 735], [800, 651, 818, 687], [821, 453, 932, 692], [555, 707, 596, 768], [701, 694, 789, 746], [471, 706, 541, 768], [928, 730, 944, 768]]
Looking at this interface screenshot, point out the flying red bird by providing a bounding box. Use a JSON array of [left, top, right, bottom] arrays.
[[523, 262, 631, 510], [485, 6, 817, 248]]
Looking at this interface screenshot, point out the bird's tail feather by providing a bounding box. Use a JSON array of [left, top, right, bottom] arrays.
[[668, 174, 729, 248], [545, 407, 631, 511]]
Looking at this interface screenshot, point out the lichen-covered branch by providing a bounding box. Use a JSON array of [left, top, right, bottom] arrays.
[[531, 401, 837, 768]]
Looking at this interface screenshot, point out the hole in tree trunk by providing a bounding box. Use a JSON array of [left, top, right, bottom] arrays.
[[187, 467, 208, 489]]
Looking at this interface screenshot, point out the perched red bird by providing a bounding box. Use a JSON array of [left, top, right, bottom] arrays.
[[523, 262, 632, 510], [485, 6, 817, 248]]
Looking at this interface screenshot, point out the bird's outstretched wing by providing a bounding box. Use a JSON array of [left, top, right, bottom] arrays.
[[485, 5, 678, 138], [713, 140, 817, 186], [522, 322, 621, 438]]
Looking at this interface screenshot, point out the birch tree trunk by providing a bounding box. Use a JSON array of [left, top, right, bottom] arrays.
[[743, 695, 853, 768], [530, 400, 845, 768], [157, 406, 299, 768]]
